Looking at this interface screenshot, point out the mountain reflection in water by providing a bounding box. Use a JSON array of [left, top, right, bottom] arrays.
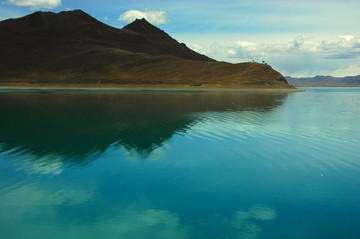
[[2, 88, 360, 239], [0, 91, 289, 164]]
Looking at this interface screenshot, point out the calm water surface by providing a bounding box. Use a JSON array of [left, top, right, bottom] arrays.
[[0, 88, 359, 238]]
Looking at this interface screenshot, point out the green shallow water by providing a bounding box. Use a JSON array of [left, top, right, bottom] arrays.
[[0, 88, 359, 238]]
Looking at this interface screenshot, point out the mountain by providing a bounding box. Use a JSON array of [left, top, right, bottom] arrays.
[[0, 10, 291, 88], [0, 92, 289, 160], [286, 75, 360, 86], [0, 10, 211, 61]]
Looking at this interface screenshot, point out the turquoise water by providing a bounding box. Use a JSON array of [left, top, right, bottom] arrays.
[[0, 88, 359, 238]]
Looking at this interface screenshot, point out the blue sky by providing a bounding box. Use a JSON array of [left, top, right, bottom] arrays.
[[1, 0, 360, 77]]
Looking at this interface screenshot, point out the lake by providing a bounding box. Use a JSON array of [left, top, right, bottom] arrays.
[[0, 87, 359, 239]]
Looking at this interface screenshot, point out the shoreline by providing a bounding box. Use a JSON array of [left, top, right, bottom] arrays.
[[0, 84, 305, 92]]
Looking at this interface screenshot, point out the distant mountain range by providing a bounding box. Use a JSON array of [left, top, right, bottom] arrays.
[[0, 10, 290, 88], [286, 75, 360, 86]]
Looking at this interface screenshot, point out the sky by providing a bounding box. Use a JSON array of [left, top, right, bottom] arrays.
[[1, 0, 360, 77]]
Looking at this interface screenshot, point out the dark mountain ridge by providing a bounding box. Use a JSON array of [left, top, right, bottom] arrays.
[[0, 10, 212, 62], [0, 10, 290, 88]]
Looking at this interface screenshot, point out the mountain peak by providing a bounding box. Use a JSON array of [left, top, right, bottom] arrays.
[[0, 9, 213, 62], [0, 9, 111, 36], [24, 9, 93, 23], [123, 18, 165, 36], [134, 18, 149, 23]]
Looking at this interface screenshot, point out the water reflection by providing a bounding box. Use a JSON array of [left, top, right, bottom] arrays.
[[0, 91, 289, 164], [0, 177, 276, 239], [1, 89, 360, 238], [0, 183, 189, 239], [231, 205, 277, 239], [0, 180, 276, 239]]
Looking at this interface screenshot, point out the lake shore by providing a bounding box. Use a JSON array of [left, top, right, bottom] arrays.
[[0, 83, 305, 92]]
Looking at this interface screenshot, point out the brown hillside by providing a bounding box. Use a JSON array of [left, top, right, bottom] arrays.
[[0, 10, 290, 88]]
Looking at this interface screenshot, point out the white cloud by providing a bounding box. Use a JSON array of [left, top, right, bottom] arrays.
[[330, 63, 360, 77], [118, 10, 169, 25], [187, 34, 360, 76], [8, 0, 61, 10], [7, 0, 61, 10], [233, 40, 259, 58], [338, 35, 354, 41], [289, 36, 320, 53], [261, 35, 360, 59], [236, 41, 256, 48], [319, 35, 360, 59], [187, 43, 212, 56], [227, 49, 236, 55]]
